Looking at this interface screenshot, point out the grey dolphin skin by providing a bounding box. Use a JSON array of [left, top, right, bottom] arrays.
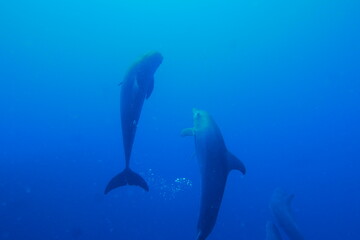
[[181, 109, 246, 240], [105, 51, 163, 194], [266, 221, 283, 240], [270, 188, 304, 240]]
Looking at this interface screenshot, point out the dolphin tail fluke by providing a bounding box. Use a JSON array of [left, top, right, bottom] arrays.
[[104, 168, 149, 194], [227, 151, 246, 175]]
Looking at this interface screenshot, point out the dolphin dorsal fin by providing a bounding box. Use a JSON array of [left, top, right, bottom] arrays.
[[226, 151, 246, 175]]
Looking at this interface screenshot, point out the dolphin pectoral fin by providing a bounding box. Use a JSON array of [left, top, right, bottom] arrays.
[[286, 194, 295, 211], [146, 76, 154, 99], [181, 128, 195, 137], [104, 168, 149, 194], [266, 221, 283, 240], [136, 73, 154, 99], [227, 151, 246, 175], [197, 231, 206, 240]]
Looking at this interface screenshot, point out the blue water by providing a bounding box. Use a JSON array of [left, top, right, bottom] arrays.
[[1, 0, 359, 239]]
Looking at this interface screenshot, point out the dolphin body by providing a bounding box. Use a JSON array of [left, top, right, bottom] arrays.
[[181, 109, 246, 240], [105, 51, 163, 194], [266, 221, 283, 240], [270, 188, 304, 240]]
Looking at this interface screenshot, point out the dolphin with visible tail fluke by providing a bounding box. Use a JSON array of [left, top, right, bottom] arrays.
[[181, 109, 246, 240], [105, 51, 163, 194]]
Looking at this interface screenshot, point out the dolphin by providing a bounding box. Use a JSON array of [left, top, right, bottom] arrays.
[[270, 188, 304, 240], [181, 108, 246, 240], [105, 51, 163, 194], [266, 221, 283, 240]]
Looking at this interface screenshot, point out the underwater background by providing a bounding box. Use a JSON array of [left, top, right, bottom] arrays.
[[1, 0, 359, 239]]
